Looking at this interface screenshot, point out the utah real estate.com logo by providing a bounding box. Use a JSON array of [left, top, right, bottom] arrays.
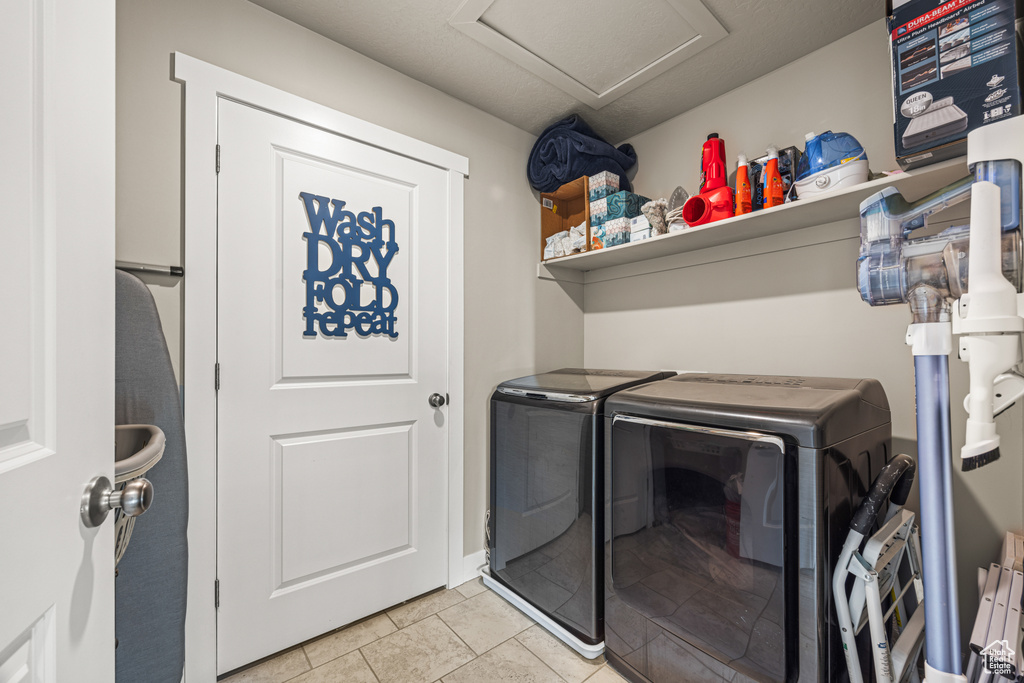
[[981, 639, 1015, 676]]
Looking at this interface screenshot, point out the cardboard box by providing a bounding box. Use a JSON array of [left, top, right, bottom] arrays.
[[540, 176, 591, 261], [889, 0, 1022, 169]]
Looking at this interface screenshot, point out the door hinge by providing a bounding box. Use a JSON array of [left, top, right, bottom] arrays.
[[215, 578, 220, 609], [215, 362, 220, 391], [216, 144, 221, 174]]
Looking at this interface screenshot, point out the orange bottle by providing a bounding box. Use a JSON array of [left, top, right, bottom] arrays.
[[763, 146, 785, 209], [735, 153, 752, 215]]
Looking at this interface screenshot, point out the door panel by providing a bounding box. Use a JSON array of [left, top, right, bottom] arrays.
[[278, 152, 414, 382], [274, 423, 414, 586], [216, 99, 449, 673]]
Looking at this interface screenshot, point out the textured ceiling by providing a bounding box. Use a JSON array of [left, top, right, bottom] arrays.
[[248, 0, 884, 142], [477, 0, 700, 94]]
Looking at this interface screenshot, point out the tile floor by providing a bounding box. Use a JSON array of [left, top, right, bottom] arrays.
[[221, 578, 629, 683]]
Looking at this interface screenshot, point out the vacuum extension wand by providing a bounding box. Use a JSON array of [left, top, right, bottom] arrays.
[[904, 286, 963, 680], [914, 350, 961, 679]]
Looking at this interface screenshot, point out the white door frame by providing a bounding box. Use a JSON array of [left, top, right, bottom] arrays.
[[173, 53, 467, 682]]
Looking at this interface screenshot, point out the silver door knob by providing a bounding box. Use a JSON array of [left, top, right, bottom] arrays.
[[429, 393, 446, 408], [81, 476, 154, 528]]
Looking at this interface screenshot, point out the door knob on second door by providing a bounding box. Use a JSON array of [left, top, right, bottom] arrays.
[[429, 393, 446, 408]]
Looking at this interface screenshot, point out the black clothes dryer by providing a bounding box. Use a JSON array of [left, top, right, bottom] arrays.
[[485, 369, 673, 657], [603, 374, 891, 683]]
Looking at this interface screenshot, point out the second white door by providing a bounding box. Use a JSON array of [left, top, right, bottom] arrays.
[[216, 99, 450, 674]]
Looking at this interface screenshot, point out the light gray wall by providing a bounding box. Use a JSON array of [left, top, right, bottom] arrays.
[[588, 20, 1023, 648], [115, 0, 584, 559]]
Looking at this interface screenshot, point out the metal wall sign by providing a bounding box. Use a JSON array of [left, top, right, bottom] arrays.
[[299, 191, 400, 339]]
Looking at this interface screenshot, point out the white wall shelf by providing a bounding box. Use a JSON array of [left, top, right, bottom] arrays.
[[538, 156, 969, 282]]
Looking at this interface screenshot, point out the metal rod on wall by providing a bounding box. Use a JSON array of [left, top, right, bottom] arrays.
[[116, 261, 184, 277]]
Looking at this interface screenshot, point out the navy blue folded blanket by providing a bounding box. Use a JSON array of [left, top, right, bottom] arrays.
[[527, 115, 637, 193]]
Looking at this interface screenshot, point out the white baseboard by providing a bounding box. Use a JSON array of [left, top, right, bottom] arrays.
[[459, 549, 487, 586]]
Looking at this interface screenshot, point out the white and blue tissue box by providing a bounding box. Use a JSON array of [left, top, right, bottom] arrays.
[[604, 231, 630, 247], [596, 217, 631, 247], [588, 171, 620, 202], [589, 184, 618, 203]]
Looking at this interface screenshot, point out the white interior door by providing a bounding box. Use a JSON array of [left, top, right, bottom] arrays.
[[216, 99, 450, 673], [0, 0, 115, 681]]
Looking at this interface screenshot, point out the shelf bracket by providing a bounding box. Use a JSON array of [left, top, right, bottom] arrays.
[[537, 262, 586, 284]]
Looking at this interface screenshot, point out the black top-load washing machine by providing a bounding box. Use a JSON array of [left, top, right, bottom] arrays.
[[603, 374, 891, 683], [484, 369, 674, 658]]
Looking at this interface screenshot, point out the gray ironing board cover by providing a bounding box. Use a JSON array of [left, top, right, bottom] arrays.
[[114, 270, 188, 683]]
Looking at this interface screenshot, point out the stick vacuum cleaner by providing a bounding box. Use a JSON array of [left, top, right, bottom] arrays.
[[857, 115, 1024, 683]]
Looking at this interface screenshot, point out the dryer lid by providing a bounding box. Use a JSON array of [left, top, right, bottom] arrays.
[[497, 368, 673, 402], [605, 373, 890, 448]]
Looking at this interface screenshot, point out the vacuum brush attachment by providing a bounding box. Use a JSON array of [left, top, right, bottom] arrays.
[[956, 180, 1024, 470]]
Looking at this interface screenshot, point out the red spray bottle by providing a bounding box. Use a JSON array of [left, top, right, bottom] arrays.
[[683, 133, 735, 227]]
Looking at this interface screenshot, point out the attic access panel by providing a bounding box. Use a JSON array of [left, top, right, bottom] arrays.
[[449, 0, 727, 109]]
